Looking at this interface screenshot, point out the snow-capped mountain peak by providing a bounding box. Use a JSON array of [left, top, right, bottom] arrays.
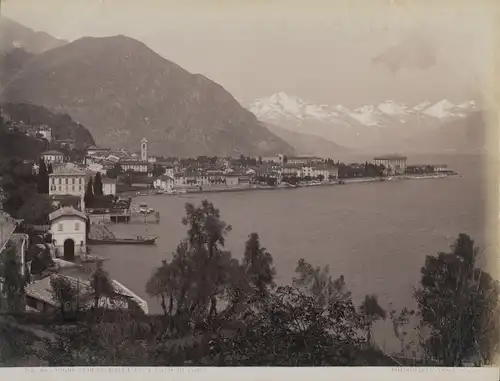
[[249, 93, 479, 128]]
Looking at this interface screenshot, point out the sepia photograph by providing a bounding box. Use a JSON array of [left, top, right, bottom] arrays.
[[0, 0, 498, 375]]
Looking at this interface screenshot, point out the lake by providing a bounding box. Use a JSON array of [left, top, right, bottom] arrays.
[[95, 154, 494, 349]]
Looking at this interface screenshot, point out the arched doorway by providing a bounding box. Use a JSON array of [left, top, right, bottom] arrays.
[[63, 239, 75, 261]]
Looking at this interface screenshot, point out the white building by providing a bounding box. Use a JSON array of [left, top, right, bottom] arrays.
[[373, 155, 408, 175], [102, 177, 117, 196], [49, 167, 87, 197], [86, 145, 110, 157], [120, 160, 149, 174], [41, 150, 65, 165], [49, 207, 88, 261], [153, 175, 174, 191]]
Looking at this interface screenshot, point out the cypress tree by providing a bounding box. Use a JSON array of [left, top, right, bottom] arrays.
[[93, 172, 103, 196], [84, 177, 94, 207], [37, 158, 49, 194]]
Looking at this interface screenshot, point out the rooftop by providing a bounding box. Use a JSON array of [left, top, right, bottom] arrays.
[[374, 155, 408, 160], [41, 150, 64, 156], [49, 206, 87, 222]]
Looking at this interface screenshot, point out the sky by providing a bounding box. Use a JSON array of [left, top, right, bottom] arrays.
[[2, 0, 497, 107]]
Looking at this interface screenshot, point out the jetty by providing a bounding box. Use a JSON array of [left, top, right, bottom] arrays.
[[86, 208, 160, 224], [88, 223, 158, 246]]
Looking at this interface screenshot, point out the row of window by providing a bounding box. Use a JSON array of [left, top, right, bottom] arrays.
[[51, 177, 84, 185], [50, 185, 83, 192], [58, 222, 81, 231]]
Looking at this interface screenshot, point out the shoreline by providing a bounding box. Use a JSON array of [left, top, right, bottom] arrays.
[[118, 173, 452, 198]]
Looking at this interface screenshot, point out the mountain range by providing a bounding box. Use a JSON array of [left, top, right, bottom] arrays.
[[0, 17, 67, 54], [0, 19, 293, 158], [0, 17, 487, 159], [248, 92, 484, 155]]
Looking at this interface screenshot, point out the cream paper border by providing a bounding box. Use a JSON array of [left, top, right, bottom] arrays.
[[0, 0, 499, 379]]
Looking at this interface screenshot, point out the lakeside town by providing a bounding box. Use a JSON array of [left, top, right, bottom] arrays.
[[0, 118, 459, 319]]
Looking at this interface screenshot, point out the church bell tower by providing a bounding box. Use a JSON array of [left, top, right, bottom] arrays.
[[141, 138, 148, 162]]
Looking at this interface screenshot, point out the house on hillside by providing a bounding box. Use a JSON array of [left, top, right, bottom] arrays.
[[49, 207, 88, 262], [41, 150, 65, 165]]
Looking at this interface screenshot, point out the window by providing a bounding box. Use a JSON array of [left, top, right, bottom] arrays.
[[72, 178, 75, 184], [75, 222, 80, 231], [58, 223, 63, 231], [79, 178, 83, 184], [58, 178, 61, 185], [65, 178, 68, 184]]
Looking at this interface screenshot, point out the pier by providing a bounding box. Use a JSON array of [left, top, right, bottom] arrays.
[[87, 209, 160, 224]]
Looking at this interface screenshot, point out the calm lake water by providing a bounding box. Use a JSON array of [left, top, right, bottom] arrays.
[[95, 154, 494, 347]]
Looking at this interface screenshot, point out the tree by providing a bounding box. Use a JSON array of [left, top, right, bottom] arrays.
[[152, 164, 166, 177], [93, 172, 103, 196], [414, 233, 500, 365], [359, 294, 386, 344], [50, 275, 77, 320], [0, 244, 27, 312], [242, 233, 276, 299], [90, 262, 116, 310], [317, 174, 324, 182], [258, 156, 263, 164], [84, 177, 94, 207], [106, 163, 122, 179], [293, 259, 351, 307], [210, 285, 366, 366], [37, 158, 49, 194], [16, 193, 55, 225]]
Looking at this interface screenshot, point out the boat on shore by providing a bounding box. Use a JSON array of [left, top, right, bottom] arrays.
[[88, 236, 158, 245]]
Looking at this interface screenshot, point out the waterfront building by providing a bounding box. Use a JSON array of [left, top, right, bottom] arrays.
[[41, 150, 65, 165], [281, 164, 301, 177], [373, 155, 408, 175], [49, 206, 88, 261], [49, 166, 87, 198], [287, 156, 323, 166], [224, 172, 240, 186], [102, 177, 117, 196], [153, 175, 174, 191]]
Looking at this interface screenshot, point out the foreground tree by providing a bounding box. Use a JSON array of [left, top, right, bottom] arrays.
[[0, 244, 27, 312], [90, 262, 115, 310], [50, 275, 77, 319], [414, 233, 500, 365], [242, 233, 276, 300], [359, 294, 386, 344]]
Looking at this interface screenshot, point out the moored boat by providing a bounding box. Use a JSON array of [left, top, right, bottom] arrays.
[[88, 236, 158, 245]]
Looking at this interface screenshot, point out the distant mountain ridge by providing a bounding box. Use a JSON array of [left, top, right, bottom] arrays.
[[0, 34, 293, 157], [265, 123, 352, 159], [0, 17, 67, 54], [248, 92, 480, 153]]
